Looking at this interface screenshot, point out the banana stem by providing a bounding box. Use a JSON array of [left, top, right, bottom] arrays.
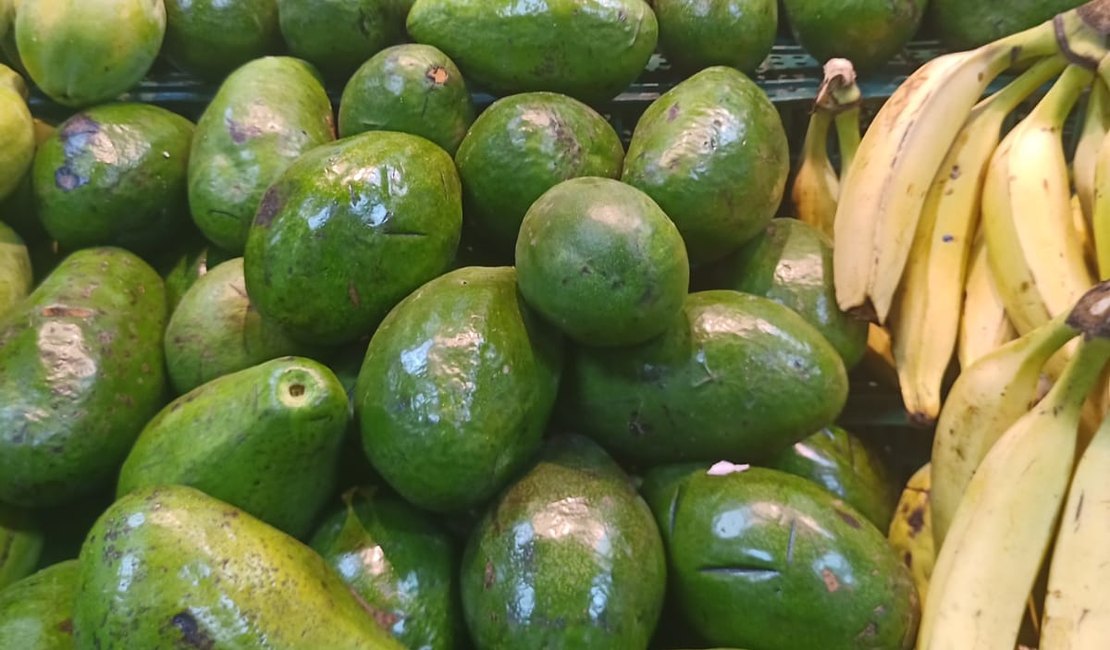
[[978, 55, 1069, 115], [1067, 279, 1110, 336], [1044, 336, 1110, 416]]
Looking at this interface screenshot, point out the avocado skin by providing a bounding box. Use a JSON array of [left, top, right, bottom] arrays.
[[455, 92, 625, 256], [310, 488, 463, 650], [781, 0, 925, 73], [700, 218, 868, 369], [339, 44, 475, 155], [461, 435, 666, 649], [74, 485, 406, 649], [157, 237, 234, 311], [245, 131, 462, 346], [0, 247, 167, 508], [642, 466, 918, 650], [163, 0, 283, 80], [561, 290, 848, 465], [189, 56, 335, 254], [278, 0, 404, 81], [357, 266, 563, 513], [33, 103, 195, 258], [406, 0, 658, 104], [623, 67, 789, 265], [653, 0, 777, 74], [117, 356, 349, 538], [0, 220, 31, 319], [0, 560, 77, 650], [0, 504, 42, 589], [927, 0, 1084, 49]]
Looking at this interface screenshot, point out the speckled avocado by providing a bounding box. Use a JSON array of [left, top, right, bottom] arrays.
[[356, 266, 563, 513], [189, 56, 335, 254], [0, 560, 78, 650], [781, 0, 926, 73], [0, 63, 31, 203], [0, 247, 167, 508], [653, 0, 777, 73], [33, 103, 195, 257], [0, 504, 42, 589], [622, 66, 789, 264], [117, 356, 349, 538], [406, 0, 658, 103], [461, 435, 666, 649], [244, 131, 462, 346], [277, 0, 404, 80], [74, 485, 406, 649], [162, 0, 282, 80], [0, 221, 31, 318], [928, 0, 1083, 49]]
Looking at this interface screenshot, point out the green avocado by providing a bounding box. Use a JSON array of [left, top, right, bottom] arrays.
[[622, 66, 789, 265], [163, 0, 283, 80], [33, 103, 195, 258], [781, 0, 926, 73], [156, 236, 234, 311], [928, 0, 1084, 49], [189, 56, 335, 254], [653, 0, 777, 74], [244, 131, 462, 346], [699, 218, 868, 369], [278, 0, 404, 80], [339, 44, 475, 155], [561, 290, 848, 466], [0, 504, 42, 589], [454, 91, 625, 257], [0, 66, 30, 204], [0, 560, 78, 650], [15, 0, 165, 107], [164, 257, 307, 394], [74, 485, 406, 649], [117, 356, 349, 538], [766, 425, 899, 531], [356, 266, 563, 513], [407, 0, 658, 104], [461, 434, 666, 649], [516, 177, 689, 347], [0, 221, 31, 318], [641, 465, 918, 650], [0, 247, 167, 508], [310, 488, 463, 650]]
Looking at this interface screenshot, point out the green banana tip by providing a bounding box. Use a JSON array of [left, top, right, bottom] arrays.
[[1067, 280, 1110, 337]]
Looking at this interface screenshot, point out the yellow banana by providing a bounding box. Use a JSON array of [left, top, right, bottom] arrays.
[[792, 109, 838, 239], [958, 233, 1018, 368], [1072, 192, 1099, 275], [891, 56, 1068, 425], [1073, 79, 1110, 223], [1093, 120, 1110, 278], [888, 463, 934, 609]]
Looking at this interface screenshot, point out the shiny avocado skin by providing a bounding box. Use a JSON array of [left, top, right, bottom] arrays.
[[32, 103, 195, 258], [406, 0, 658, 104], [356, 266, 563, 514], [310, 488, 463, 650], [74, 485, 406, 649], [561, 290, 848, 465], [117, 356, 349, 539], [0, 560, 78, 650], [189, 56, 335, 254], [278, 0, 403, 81], [653, 0, 777, 74], [622, 66, 790, 265], [162, 0, 283, 80], [460, 435, 666, 649], [781, 0, 926, 73], [244, 131, 462, 346], [0, 247, 167, 508]]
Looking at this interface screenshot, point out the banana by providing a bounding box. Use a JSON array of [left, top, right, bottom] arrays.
[[792, 108, 838, 239], [829, 59, 861, 177], [958, 233, 1018, 368], [888, 463, 934, 608], [1072, 192, 1099, 275], [1093, 116, 1110, 278], [919, 311, 1110, 650], [982, 64, 1098, 335], [890, 56, 1068, 425], [832, 8, 1106, 322], [1073, 79, 1110, 224]]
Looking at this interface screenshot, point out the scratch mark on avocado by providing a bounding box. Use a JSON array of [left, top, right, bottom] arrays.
[[348, 282, 361, 307], [225, 115, 263, 145], [171, 610, 215, 649], [41, 306, 94, 318], [822, 568, 840, 592], [484, 561, 495, 589], [667, 104, 680, 122], [56, 619, 73, 635], [55, 166, 88, 191], [356, 7, 373, 36], [426, 66, 449, 85], [254, 189, 283, 228], [56, 113, 99, 192], [786, 517, 798, 565], [698, 565, 780, 580], [835, 507, 862, 529], [668, 480, 686, 538]]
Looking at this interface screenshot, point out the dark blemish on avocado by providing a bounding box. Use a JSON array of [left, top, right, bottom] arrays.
[[356, 6, 373, 36], [907, 505, 926, 535], [254, 190, 282, 228], [857, 621, 878, 639], [40, 306, 95, 318], [171, 611, 214, 649], [57, 113, 99, 191], [225, 116, 263, 144], [821, 568, 840, 592], [668, 481, 686, 537], [56, 619, 74, 635], [618, 10, 626, 21], [835, 508, 861, 529], [698, 565, 780, 580], [55, 166, 88, 191], [579, 265, 592, 276], [348, 282, 361, 307], [484, 561, 495, 589], [288, 384, 305, 397], [667, 104, 680, 122], [427, 66, 449, 85], [628, 411, 651, 437]]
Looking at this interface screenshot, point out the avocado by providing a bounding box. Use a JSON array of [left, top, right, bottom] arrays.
[[0, 504, 42, 589], [0, 116, 53, 247], [189, 56, 335, 254], [118, 356, 349, 538], [339, 44, 475, 155], [653, 0, 777, 74], [642, 465, 919, 650], [33, 103, 195, 258], [278, 0, 404, 80], [928, 0, 1084, 49], [245, 131, 462, 346], [0, 0, 21, 75], [164, 257, 307, 394], [407, 0, 658, 104], [699, 218, 868, 369], [0, 221, 30, 318], [0, 65, 30, 205], [622, 66, 789, 265], [461, 435, 666, 649], [561, 290, 848, 466], [781, 0, 926, 73], [15, 0, 165, 107], [0, 247, 166, 508], [766, 425, 899, 531], [74, 485, 406, 649], [163, 0, 283, 80], [157, 237, 234, 311], [516, 177, 689, 347], [356, 266, 563, 513], [310, 487, 463, 650], [0, 560, 77, 650]]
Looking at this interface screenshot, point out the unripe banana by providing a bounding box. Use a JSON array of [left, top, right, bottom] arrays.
[[792, 109, 838, 239], [888, 463, 934, 609]]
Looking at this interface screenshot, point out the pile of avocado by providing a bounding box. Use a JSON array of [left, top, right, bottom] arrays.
[[0, 0, 1063, 648]]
